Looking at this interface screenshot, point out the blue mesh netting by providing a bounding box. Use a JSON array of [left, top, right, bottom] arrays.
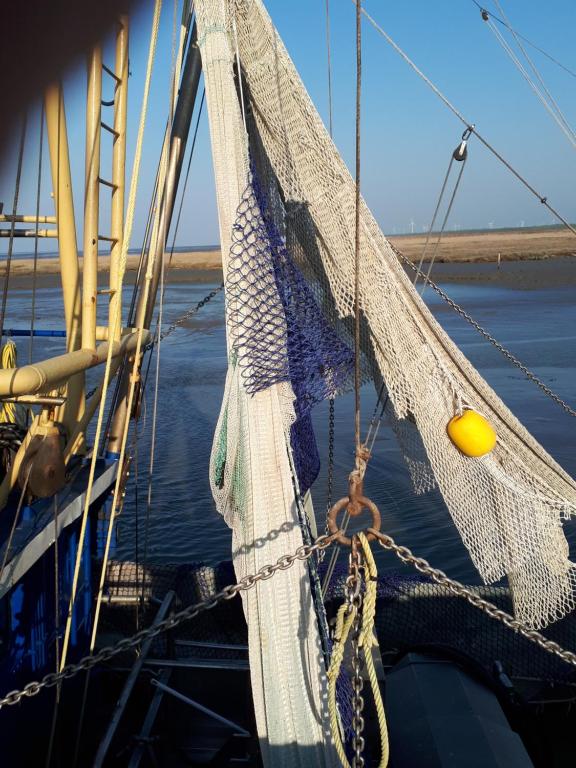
[[226, 167, 354, 493]]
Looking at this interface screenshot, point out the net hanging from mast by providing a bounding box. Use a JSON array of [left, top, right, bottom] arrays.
[[197, 2, 340, 764], [207, 0, 576, 632], [226, 166, 354, 493]]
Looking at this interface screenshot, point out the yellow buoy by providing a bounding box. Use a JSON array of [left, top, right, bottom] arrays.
[[447, 408, 496, 457]]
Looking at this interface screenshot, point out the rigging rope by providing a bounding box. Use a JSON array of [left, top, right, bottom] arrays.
[[45, 497, 62, 768], [104, 19, 199, 450], [103, 125, 163, 451], [470, 1, 576, 80], [325, 0, 334, 137], [414, 133, 469, 295], [0, 112, 27, 341], [30, 104, 44, 365], [484, 14, 576, 148], [167, 89, 206, 265], [354, 0, 362, 455], [89, 0, 169, 661], [0, 462, 33, 581], [352, 0, 576, 238], [59, 0, 163, 673], [492, 0, 576, 144], [142, 0, 180, 586], [323, 0, 336, 568], [324, 0, 336, 516], [321, 388, 389, 595]]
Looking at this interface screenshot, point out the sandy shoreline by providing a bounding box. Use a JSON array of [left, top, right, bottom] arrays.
[[4, 228, 576, 290]]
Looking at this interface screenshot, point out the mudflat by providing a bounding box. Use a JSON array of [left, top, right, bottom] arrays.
[[4, 227, 576, 290], [389, 227, 576, 263]]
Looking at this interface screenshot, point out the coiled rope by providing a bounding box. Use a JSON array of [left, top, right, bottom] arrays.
[[327, 533, 389, 768]]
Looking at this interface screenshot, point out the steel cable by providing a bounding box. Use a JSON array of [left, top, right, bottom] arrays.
[[353, 0, 576, 238]]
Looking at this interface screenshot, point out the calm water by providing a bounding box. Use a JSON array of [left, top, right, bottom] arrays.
[[5, 272, 576, 583]]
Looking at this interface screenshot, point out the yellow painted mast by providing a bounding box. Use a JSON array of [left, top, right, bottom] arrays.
[[109, 15, 129, 344], [44, 81, 85, 433], [83, 43, 103, 352]]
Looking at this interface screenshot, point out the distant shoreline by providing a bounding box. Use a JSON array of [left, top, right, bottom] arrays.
[[3, 227, 575, 290]]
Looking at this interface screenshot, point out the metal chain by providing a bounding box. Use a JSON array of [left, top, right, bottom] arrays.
[[0, 533, 337, 710], [145, 282, 225, 351], [348, 540, 366, 768], [318, 398, 336, 564], [394, 246, 576, 418], [85, 385, 99, 400], [327, 398, 335, 510], [370, 529, 576, 668]]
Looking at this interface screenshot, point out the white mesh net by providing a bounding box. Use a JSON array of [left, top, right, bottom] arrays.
[[197, 0, 576, 761], [196, 4, 338, 765], [216, 0, 576, 631]]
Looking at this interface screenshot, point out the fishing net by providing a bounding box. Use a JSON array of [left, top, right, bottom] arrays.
[[221, 0, 576, 631], [197, 1, 576, 763], [226, 166, 354, 493], [197, 4, 339, 764], [102, 559, 576, 693]]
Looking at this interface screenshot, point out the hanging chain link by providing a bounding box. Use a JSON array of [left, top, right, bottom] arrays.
[[83, 285, 224, 400], [347, 539, 366, 768], [0, 533, 337, 710], [144, 282, 225, 352], [393, 246, 576, 418], [370, 528, 576, 668], [327, 398, 335, 510], [319, 398, 336, 564]]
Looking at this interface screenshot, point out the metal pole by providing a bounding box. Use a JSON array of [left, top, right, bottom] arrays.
[[127, 669, 172, 768], [137, 21, 202, 330], [109, 14, 129, 342], [0, 214, 56, 223], [83, 44, 102, 351], [108, 26, 201, 453], [0, 329, 150, 398], [44, 81, 85, 432], [93, 591, 175, 768], [150, 679, 251, 736]]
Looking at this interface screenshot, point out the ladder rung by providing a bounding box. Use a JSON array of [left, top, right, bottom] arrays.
[[102, 63, 121, 83], [101, 98, 115, 107], [0, 214, 56, 224], [98, 234, 118, 243], [98, 177, 118, 189], [0, 227, 57, 238], [101, 121, 120, 138]]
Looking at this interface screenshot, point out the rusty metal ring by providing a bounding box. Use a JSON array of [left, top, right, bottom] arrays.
[[327, 496, 382, 547]]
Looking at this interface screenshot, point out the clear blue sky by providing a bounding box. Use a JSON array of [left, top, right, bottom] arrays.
[[1, 0, 575, 253]]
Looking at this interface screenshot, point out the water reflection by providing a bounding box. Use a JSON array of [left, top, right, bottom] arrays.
[[5, 278, 575, 582]]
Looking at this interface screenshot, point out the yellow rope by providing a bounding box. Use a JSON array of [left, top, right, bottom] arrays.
[[59, 0, 163, 671], [327, 534, 389, 767], [327, 602, 356, 768], [358, 532, 389, 768], [0, 341, 17, 424]]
